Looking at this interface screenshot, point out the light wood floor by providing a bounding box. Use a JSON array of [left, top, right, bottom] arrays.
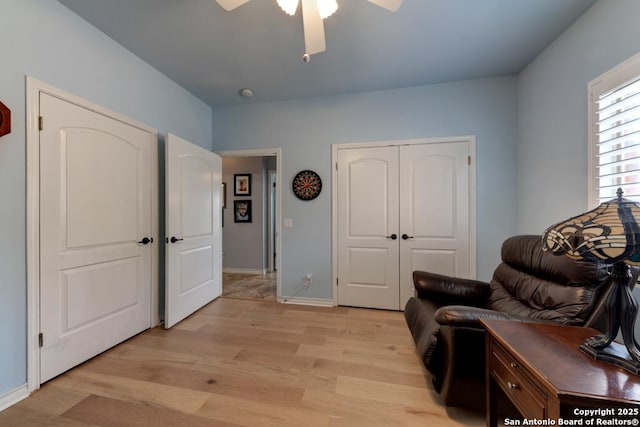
[[0, 298, 484, 426]]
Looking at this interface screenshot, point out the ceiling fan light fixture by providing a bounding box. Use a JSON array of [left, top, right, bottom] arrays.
[[277, 0, 299, 15], [317, 0, 338, 19], [216, 0, 401, 57]]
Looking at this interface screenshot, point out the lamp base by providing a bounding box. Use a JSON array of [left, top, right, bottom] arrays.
[[580, 339, 640, 375]]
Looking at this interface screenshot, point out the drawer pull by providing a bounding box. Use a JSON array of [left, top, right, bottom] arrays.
[[510, 362, 518, 368], [507, 381, 519, 390]]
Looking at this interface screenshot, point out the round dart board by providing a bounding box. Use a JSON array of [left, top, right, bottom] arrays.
[[292, 170, 322, 201]]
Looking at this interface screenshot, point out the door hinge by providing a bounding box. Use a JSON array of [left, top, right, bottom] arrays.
[[38, 116, 44, 131], [335, 162, 338, 171], [467, 155, 471, 165], [38, 333, 43, 348], [336, 278, 339, 286]]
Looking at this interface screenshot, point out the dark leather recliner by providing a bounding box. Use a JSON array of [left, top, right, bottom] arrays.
[[404, 235, 634, 412]]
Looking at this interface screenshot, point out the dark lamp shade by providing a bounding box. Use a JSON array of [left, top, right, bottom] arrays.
[[542, 189, 640, 266]]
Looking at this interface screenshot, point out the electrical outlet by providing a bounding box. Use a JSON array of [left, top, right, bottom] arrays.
[[305, 273, 312, 285]]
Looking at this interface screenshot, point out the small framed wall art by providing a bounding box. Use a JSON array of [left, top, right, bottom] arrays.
[[234, 200, 252, 223], [221, 182, 227, 208], [234, 173, 251, 196]]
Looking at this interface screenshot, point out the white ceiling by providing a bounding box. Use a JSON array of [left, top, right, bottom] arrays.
[[57, 0, 597, 107]]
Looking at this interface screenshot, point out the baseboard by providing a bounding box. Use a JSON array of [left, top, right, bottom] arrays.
[[0, 383, 29, 412], [279, 296, 335, 307], [222, 268, 266, 275]]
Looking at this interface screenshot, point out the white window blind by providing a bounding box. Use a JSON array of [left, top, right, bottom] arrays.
[[589, 52, 640, 206], [595, 78, 640, 202]]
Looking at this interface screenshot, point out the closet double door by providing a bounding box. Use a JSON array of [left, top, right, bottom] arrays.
[[337, 140, 472, 310]]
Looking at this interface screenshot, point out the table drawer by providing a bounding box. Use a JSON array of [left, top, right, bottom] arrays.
[[490, 341, 547, 419]]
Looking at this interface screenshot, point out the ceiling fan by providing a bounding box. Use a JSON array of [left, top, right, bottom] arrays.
[[216, 0, 403, 60]]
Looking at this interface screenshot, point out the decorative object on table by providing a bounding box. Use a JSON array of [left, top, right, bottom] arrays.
[[234, 174, 251, 196], [0, 100, 10, 138], [292, 169, 322, 201], [542, 187, 640, 375], [233, 200, 252, 223]]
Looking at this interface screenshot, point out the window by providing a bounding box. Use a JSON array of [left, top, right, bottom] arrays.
[[589, 52, 640, 206]]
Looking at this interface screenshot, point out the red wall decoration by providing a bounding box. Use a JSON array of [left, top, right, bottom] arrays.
[[0, 100, 10, 138]]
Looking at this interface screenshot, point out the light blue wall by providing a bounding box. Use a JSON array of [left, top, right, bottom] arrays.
[[517, 0, 640, 341], [0, 0, 212, 397], [213, 77, 519, 299], [518, 0, 640, 232]]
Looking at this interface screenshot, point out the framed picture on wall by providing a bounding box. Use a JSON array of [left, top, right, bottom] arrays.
[[221, 182, 227, 208], [234, 200, 252, 223], [234, 174, 251, 196]]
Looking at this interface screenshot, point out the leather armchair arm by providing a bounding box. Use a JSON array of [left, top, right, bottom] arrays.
[[413, 270, 490, 306], [434, 305, 550, 328], [434, 305, 514, 328]]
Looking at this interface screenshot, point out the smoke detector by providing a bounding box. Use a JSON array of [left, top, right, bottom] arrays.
[[239, 88, 254, 98]]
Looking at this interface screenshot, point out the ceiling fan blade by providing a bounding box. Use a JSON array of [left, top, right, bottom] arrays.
[[216, 0, 251, 11], [368, 0, 403, 12], [301, 0, 326, 55]]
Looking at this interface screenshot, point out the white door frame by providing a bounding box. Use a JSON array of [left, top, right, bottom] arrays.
[[331, 136, 477, 306], [217, 149, 282, 300], [267, 169, 277, 273], [25, 77, 159, 393]]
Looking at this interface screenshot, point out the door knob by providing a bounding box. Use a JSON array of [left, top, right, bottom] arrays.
[[137, 237, 153, 245], [386, 234, 398, 240], [401, 234, 414, 240], [170, 236, 184, 243]]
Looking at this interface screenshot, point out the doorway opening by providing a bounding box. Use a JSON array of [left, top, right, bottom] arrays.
[[217, 149, 281, 302]]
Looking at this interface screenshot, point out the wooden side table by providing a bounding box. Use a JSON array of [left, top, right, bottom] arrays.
[[481, 319, 640, 427]]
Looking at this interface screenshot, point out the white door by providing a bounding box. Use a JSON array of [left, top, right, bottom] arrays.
[[337, 146, 401, 310], [398, 142, 471, 308], [337, 141, 471, 310], [165, 133, 222, 328], [39, 93, 154, 383]]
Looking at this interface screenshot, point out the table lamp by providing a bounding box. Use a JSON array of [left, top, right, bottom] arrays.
[[542, 187, 640, 375]]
